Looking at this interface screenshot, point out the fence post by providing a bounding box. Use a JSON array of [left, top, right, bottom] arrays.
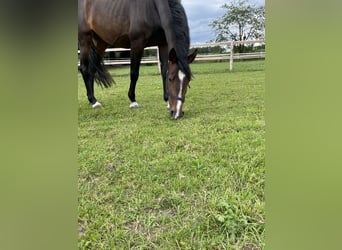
[[156, 47, 161, 73], [229, 41, 234, 72]]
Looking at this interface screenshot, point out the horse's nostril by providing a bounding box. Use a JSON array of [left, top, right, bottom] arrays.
[[170, 111, 185, 119], [177, 112, 184, 119]]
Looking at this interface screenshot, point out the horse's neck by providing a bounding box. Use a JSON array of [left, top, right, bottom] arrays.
[[154, 0, 177, 50]]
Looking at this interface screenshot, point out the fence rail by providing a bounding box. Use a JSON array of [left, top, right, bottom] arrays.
[[77, 40, 265, 71], [190, 39, 265, 48], [195, 52, 265, 61]]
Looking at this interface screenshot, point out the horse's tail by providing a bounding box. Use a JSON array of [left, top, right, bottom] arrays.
[[90, 43, 114, 88]]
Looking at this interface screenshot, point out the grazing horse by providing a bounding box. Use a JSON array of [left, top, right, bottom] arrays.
[[78, 0, 197, 119]]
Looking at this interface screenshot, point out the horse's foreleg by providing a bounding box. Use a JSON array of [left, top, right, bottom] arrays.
[[158, 45, 169, 103], [128, 46, 144, 108]]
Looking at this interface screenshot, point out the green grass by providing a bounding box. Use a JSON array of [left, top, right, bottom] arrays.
[[78, 60, 265, 249]]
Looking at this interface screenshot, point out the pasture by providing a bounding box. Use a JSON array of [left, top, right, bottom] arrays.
[[78, 60, 265, 249]]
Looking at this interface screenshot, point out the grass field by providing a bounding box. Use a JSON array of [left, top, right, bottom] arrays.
[[78, 60, 265, 249]]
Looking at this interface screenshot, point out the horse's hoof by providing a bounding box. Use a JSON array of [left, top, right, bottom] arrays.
[[92, 101, 103, 108], [166, 101, 170, 110], [129, 102, 139, 108]]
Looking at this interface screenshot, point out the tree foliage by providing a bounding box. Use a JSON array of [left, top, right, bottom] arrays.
[[210, 0, 265, 44]]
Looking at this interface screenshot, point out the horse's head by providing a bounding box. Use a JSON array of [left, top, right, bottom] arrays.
[[167, 48, 197, 119]]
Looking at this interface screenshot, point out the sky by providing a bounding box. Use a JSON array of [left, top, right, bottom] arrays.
[[181, 0, 265, 43]]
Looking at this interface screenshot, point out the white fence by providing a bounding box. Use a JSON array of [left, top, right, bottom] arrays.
[[191, 40, 265, 71], [77, 40, 265, 72]]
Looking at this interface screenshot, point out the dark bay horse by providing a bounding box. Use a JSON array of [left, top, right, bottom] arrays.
[[78, 0, 197, 119]]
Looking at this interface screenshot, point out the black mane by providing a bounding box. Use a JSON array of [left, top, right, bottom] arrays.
[[168, 0, 192, 80]]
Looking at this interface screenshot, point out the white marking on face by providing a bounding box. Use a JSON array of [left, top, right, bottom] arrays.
[[175, 70, 185, 118]]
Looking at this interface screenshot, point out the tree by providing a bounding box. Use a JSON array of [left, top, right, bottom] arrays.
[[209, 0, 265, 52]]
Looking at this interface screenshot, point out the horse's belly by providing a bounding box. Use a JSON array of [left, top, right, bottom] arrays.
[[85, 0, 130, 45], [110, 35, 131, 48], [89, 19, 130, 46]]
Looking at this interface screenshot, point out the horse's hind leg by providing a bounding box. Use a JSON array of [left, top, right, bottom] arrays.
[[79, 32, 101, 108]]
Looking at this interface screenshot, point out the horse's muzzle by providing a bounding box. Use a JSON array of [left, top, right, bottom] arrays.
[[170, 110, 184, 120]]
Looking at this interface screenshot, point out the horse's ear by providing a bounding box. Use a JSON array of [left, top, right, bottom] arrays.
[[188, 49, 197, 64], [169, 48, 177, 64]]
